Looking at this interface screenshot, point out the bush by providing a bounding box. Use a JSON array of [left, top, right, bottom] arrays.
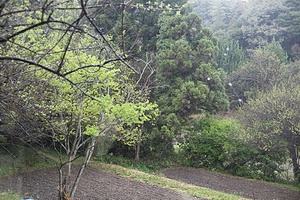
[[180, 117, 286, 181], [181, 118, 247, 170], [106, 130, 176, 160]]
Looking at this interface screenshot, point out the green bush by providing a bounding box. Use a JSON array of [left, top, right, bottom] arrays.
[[180, 117, 286, 181], [181, 118, 246, 170]]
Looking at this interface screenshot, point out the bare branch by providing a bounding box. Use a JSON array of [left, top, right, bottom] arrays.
[[0, 56, 58, 75], [0, 20, 84, 44], [57, 11, 85, 73], [79, 0, 139, 74]]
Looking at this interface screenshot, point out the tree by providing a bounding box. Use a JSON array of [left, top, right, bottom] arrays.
[[227, 40, 286, 107], [92, 0, 187, 59], [150, 8, 229, 155], [190, 0, 244, 38], [0, 0, 159, 199], [156, 8, 229, 115], [278, 0, 300, 60], [230, 0, 285, 50], [2, 25, 157, 200], [191, 0, 286, 50], [214, 39, 245, 74], [236, 83, 300, 182], [0, 0, 139, 76]]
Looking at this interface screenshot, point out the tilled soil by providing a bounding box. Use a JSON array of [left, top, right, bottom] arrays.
[[163, 167, 300, 200], [0, 166, 199, 200], [1, 166, 300, 200]]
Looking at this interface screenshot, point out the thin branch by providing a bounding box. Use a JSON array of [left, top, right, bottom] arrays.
[[0, 56, 58, 75], [0, 20, 84, 43], [63, 64, 103, 76], [80, 0, 139, 74], [0, 21, 50, 43], [0, 56, 102, 102], [121, 0, 125, 52], [57, 11, 85, 73]]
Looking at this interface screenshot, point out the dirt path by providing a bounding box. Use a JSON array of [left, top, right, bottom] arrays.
[[0, 166, 199, 200], [163, 167, 300, 200]]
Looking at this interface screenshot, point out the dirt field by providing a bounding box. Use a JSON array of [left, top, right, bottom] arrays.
[[1, 166, 299, 200], [163, 167, 300, 200], [0, 166, 200, 200]]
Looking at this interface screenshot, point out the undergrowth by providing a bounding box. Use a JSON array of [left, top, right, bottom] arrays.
[[0, 145, 52, 177], [95, 154, 177, 174]]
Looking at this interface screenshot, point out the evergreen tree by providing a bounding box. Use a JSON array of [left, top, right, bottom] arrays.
[[230, 0, 285, 50], [93, 0, 188, 59], [214, 39, 245, 74], [278, 0, 300, 60], [153, 8, 229, 140]]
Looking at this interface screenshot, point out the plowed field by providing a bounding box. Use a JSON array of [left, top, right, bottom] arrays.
[[163, 167, 300, 200], [1, 165, 299, 199]]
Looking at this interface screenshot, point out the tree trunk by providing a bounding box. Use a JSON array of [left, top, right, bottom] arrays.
[[70, 137, 96, 199], [58, 167, 63, 200], [288, 144, 299, 182], [135, 142, 140, 160]]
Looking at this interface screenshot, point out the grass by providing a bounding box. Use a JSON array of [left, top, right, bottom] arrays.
[[96, 154, 176, 174], [0, 145, 86, 177], [90, 162, 250, 200], [0, 146, 51, 177], [0, 191, 21, 200]]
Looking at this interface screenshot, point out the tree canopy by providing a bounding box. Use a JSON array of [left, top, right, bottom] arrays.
[[148, 8, 229, 156], [236, 83, 300, 181]]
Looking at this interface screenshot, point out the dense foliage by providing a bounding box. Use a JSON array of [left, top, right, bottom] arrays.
[[190, 0, 298, 55], [181, 117, 287, 181], [1, 1, 300, 196], [227, 39, 287, 105], [237, 83, 300, 182], [187, 0, 300, 183]]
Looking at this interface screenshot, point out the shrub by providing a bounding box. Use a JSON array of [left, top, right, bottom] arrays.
[[181, 118, 246, 170], [180, 117, 286, 181]]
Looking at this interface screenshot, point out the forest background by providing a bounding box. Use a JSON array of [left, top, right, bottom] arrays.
[[1, 0, 300, 198]]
